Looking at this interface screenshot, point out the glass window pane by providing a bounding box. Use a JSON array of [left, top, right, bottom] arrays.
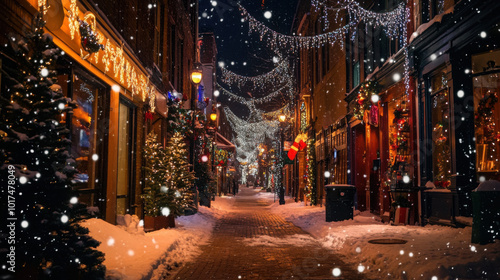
[[71, 75, 98, 189], [117, 102, 131, 215], [430, 71, 452, 187], [474, 73, 500, 179]]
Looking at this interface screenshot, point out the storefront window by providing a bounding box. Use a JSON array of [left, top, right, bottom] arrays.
[[58, 71, 107, 213], [388, 96, 411, 169], [430, 69, 452, 188], [71, 75, 97, 187], [473, 51, 500, 180]]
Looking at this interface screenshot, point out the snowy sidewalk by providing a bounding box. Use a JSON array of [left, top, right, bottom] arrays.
[[268, 196, 500, 279], [170, 187, 366, 279], [81, 196, 235, 280]]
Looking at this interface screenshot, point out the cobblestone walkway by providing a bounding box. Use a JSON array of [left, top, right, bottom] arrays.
[[170, 187, 366, 280]]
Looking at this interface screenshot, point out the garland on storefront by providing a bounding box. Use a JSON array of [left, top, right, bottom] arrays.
[[389, 107, 410, 160], [353, 81, 379, 120], [475, 91, 499, 142], [305, 137, 317, 205], [167, 95, 192, 135], [215, 149, 231, 167], [433, 122, 451, 189]]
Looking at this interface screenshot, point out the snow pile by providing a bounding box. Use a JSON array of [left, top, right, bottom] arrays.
[[116, 214, 144, 234], [270, 198, 500, 279], [82, 196, 232, 280], [243, 234, 317, 247]]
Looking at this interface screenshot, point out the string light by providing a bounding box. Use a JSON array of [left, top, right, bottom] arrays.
[[217, 82, 293, 106], [66, 0, 156, 110], [224, 107, 281, 167], [240, 4, 350, 52], [221, 59, 291, 88], [239, 1, 406, 52]]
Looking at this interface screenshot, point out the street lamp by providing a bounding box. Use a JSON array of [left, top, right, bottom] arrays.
[[210, 113, 217, 121], [278, 113, 286, 205], [190, 62, 203, 209], [190, 63, 203, 86]]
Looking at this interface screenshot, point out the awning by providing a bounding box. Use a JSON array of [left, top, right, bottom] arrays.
[[215, 132, 235, 152]]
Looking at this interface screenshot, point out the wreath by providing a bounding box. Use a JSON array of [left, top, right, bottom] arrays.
[[353, 81, 380, 120], [475, 91, 498, 142]]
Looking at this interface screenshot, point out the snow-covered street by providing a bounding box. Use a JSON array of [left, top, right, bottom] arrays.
[[84, 187, 499, 279]]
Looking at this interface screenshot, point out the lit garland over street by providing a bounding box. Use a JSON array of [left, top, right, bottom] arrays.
[[239, 0, 406, 52], [221, 59, 291, 88]]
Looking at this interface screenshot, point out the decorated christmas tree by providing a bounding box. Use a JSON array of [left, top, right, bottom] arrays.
[[0, 13, 105, 278], [165, 132, 195, 216], [142, 132, 173, 217]]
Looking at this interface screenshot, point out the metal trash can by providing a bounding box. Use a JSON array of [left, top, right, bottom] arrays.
[[325, 184, 356, 222], [471, 180, 500, 244]]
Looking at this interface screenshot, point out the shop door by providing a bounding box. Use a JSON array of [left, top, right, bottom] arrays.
[[353, 125, 367, 210], [116, 101, 135, 215]]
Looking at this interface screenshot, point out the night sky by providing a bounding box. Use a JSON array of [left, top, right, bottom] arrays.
[[199, 0, 300, 118]]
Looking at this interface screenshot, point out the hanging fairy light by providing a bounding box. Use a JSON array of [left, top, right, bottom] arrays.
[[240, 4, 350, 52], [220, 59, 291, 88], [239, 1, 406, 52], [217, 82, 293, 106]]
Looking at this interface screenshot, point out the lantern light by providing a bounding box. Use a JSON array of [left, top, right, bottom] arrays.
[[278, 114, 286, 123], [210, 113, 217, 121], [201, 155, 209, 162], [190, 63, 203, 85], [324, 171, 331, 178]]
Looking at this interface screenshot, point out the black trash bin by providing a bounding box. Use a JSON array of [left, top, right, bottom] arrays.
[[471, 180, 500, 244], [325, 184, 356, 222]]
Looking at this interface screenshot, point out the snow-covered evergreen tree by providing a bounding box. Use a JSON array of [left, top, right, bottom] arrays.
[[165, 132, 195, 216], [142, 132, 174, 216], [0, 13, 105, 278]]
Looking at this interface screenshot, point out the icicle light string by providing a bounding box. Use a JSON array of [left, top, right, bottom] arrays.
[[224, 106, 281, 165], [217, 82, 293, 105], [221, 59, 291, 88], [313, 0, 410, 96], [239, 0, 406, 52], [240, 4, 350, 52], [403, 2, 411, 97], [315, 0, 406, 30]]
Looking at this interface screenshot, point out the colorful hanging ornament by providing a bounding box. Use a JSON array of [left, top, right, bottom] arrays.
[[287, 133, 307, 160]]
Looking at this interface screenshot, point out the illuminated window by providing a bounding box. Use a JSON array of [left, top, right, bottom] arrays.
[[429, 68, 452, 187], [472, 50, 500, 180]]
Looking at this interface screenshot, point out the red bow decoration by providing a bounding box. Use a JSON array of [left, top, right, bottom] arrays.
[[145, 112, 153, 121]]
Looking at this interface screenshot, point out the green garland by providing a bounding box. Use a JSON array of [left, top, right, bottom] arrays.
[[305, 137, 317, 205]]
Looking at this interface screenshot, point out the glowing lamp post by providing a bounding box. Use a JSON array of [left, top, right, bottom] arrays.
[[190, 63, 203, 86], [278, 113, 286, 205], [190, 62, 203, 208]]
